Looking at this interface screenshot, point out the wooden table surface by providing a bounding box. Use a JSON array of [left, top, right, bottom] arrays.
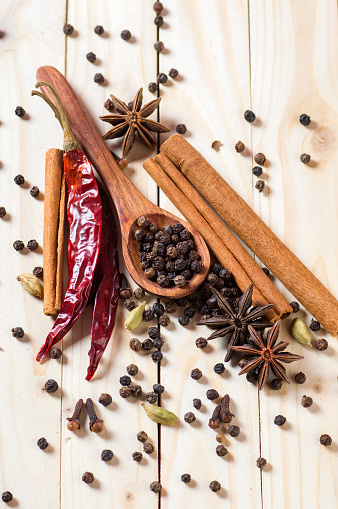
[[0, 1, 337, 508]]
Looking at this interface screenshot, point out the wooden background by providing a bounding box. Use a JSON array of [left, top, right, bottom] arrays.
[[0, 0, 337, 507]]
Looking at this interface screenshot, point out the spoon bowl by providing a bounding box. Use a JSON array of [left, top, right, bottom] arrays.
[[36, 66, 210, 298]]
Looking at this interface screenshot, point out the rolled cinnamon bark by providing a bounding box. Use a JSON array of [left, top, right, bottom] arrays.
[[155, 152, 291, 319], [43, 148, 64, 316], [161, 134, 338, 336], [143, 157, 278, 322], [55, 173, 66, 312]]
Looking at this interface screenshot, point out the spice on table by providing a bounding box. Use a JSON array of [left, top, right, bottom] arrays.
[[66, 399, 83, 431], [256, 457, 267, 469], [119, 274, 132, 298], [142, 403, 178, 425], [0, 206, 6, 218], [120, 29, 131, 40], [295, 372, 306, 384], [159, 314, 170, 327], [235, 141, 245, 153], [246, 371, 258, 383], [146, 392, 158, 404], [14, 174, 25, 185], [195, 337, 208, 349], [27, 239, 39, 250], [153, 302, 165, 317], [126, 364, 139, 376], [301, 395, 313, 408], [98, 393, 112, 407], [291, 318, 312, 347], [153, 384, 164, 394], [30, 185, 40, 197], [176, 123, 187, 134], [252, 166, 263, 176], [11, 327, 24, 339], [94, 25, 104, 35], [85, 398, 104, 432], [254, 153, 266, 165], [44, 379, 58, 393], [208, 405, 221, 429], [129, 338, 142, 351], [150, 481, 162, 493], [309, 319, 320, 331], [270, 378, 282, 390], [151, 351, 163, 363], [181, 473, 191, 483], [255, 180, 265, 192], [228, 425, 240, 437], [63, 24, 74, 35], [165, 301, 177, 313], [94, 73, 105, 84], [15, 106, 25, 118], [124, 298, 135, 311], [86, 52, 96, 63], [214, 363, 225, 374], [216, 445, 228, 457], [274, 415, 286, 426], [220, 394, 234, 423], [156, 73, 168, 85], [101, 449, 113, 461], [137, 430, 148, 442], [1, 492, 13, 503], [50, 347, 62, 359], [207, 389, 219, 401], [120, 375, 131, 386], [82, 472, 94, 484], [169, 68, 179, 79], [299, 113, 311, 126], [13, 240, 24, 251], [290, 301, 300, 313], [319, 434, 332, 446], [153, 337, 164, 349], [154, 41, 164, 52], [211, 140, 222, 150], [144, 443, 155, 454], [124, 301, 146, 331], [37, 437, 48, 450], [0, 31, 4, 39], [230, 320, 303, 390], [154, 15, 164, 26], [300, 153, 311, 164], [131, 384, 142, 397], [148, 82, 158, 93], [149, 326, 160, 338], [120, 386, 132, 398], [100, 88, 169, 157], [209, 481, 221, 492], [144, 308, 155, 321], [153, 1, 163, 11], [244, 110, 255, 123], [193, 398, 202, 410], [316, 338, 328, 351], [216, 433, 225, 443], [191, 368, 202, 380], [17, 273, 43, 298], [184, 412, 196, 424], [142, 338, 154, 351], [132, 452, 143, 462], [134, 287, 145, 300]]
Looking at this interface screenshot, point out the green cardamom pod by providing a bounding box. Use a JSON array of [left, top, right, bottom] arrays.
[[124, 301, 146, 330], [291, 318, 312, 347], [141, 403, 178, 425], [17, 273, 43, 298]]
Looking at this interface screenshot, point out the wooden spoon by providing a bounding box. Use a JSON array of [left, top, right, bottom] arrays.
[[36, 66, 210, 298]]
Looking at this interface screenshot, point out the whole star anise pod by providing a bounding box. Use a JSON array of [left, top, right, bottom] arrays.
[[100, 88, 170, 157], [196, 284, 273, 361], [229, 320, 304, 390]]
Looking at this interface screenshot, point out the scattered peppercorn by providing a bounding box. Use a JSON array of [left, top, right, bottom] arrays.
[[134, 287, 145, 300], [99, 393, 112, 407], [255, 180, 265, 192], [153, 1, 163, 11], [86, 52, 96, 63], [150, 481, 161, 493], [142, 338, 154, 351], [144, 309, 155, 322], [132, 451, 143, 462], [254, 153, 266, 165], [209, 480, 221, 492], [0, 206, 6, 218], [319, 434, 332, 446], [131, 384, 142, 397], [158, 315, 170, 328], [295, 372, 306, 384], [252, 166, 263, 176], [120, 375, 131, 386], [27, 239, 39, 251], [244, 110, 255, 123], [0, 31, 4, 39], [193, 398, 202, 410], [153, 336, 164, 349], [256, 457, 267, 469], [270, 378, 282, 390], [316, 338, 328, 351], [300, 153, 311, 164], [235, 141, 245, 153], [121, 30, 131, 40], [104, 98, 113, 110], [126, 364, 139, 376], [144, 443, 155, 454], [119, 386, 132, 398], [1, 492, 13, 503], [181, 473, 191, 483], [196, 337, 208, 349], [191, 368, 202, 380], [154, 15, 164, 26], [299, 113, 311, 126], [290, 301, 300, 313], [214, 363, 225, 374], [246, 371, 258, 383], [184, 412, 196, 423], [176, 123, 187, 134], [44, 379, 58, 393], [94, 73, 105, 84], [124, 298, 135, 311], [154, 41, 164, 52], [14, 174, 25, 185], [153, 384, 164, 394], [184, 307, 196, 318], [137, 431, 148, 443], [146, 392, 158, 404], [169, 68, 179, 79], [165, 301, 177, 313], [152, 303, 164, 317], [148, 82, 158, 93], [262, 267, 270, 276], [216, 433, 225, 443], [157, 73, 168, 84], [15, 106, 25, 118], [94, 25, 104, 35], [274, 415, 286, 426], [309, 319, 320, 331], [228, 425, 240, 437], [101, 449, 113, 462], [30, 186, 40, 197], [50, 347, 62, 359], [82, 472, 94, 484], [11, 327, 24, 339], [151, 351, 163, 363], [216, 445, 228, 457], [37, 437, 48, 450], [129, 338, 142, 351], [206, 389, 219, 401], [301, 395, 313, 408], [238, 359, 248, 369], [63, 24, 74, 35]]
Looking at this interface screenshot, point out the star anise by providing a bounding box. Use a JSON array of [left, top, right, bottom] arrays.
[[229, 320, 304, 390], [196, 284, 273, 362], [100, 88, 170, 157]]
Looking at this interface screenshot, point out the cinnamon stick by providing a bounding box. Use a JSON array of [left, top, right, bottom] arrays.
[[43, 148, 64, 316], [161, 134, 338, 337], [143, 157, 278, 321], [55, 173, 66, 312]]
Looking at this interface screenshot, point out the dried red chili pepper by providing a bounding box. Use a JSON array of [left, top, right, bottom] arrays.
[[86, 185, 120, 380], [34, 82, 102, 362]]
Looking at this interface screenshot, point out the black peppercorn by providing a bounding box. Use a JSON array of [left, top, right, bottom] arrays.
[[196, 337, 208, 349], [181, 473, 191, 483], [137, 430, 148, 442], [178, 315, 190, 326], [191, 368, 202, 380], [299, 113, 311, 126], [319, 434, 332, 446], [254, 153, 266, 165], [295, 372, 306, 384], [153, 384, 164, 394], [94, 25, 104, 35], [121, 30, 131, 40], [316, 338, 328, 351], [148, 326, 159, 339], [184, 307, 195, 318], [132, 451, 143, 462], [27, 239, 39, 250], [50, 347, 62, 359], [274, 415, 286, 426], [309, 319, 320, 331], [126, 364, 138, 376], [216, 445, 228, 457], [153, 1, 163, 12], [134, 287, 145, 300], [154, 41, 164, 52], [63, 23, 74, 35], [252, 166, 263, 176], [176, 123, 187, 135], [214, 363, 225, 374], [193, 398, 202, 410], [270, 378, 282, 390], [14, 174, 25, 185], [15, 106, 25, 118], [190, 260, 202, 272], [165, 300, 177, 313], [101, 449, 113, 461], [300, 153, 311, 164], [131, 384, 142, 397], [301, 395, 313, 408], [255, 180, 265, 192], [129, 338, 142, 351], [99, 393, 112, 407], [124, 298, 135, 311], [11, 327, 24, 339], [145, 267, 156, 280], [262, 267, 270, 276], [157, 73, 168, 84], [256, 457, 267, 469], [184, 412, 196, 423], [150, 481, 161, 493], [148, 82, 158, 93], [94, 73, 105, 84], [0, 31, 4, 39], [228, 425, 240, 437], [151, 351, 163, 363], [290, 301, 300, 313], [86, 52, 96, 63], [244, 110, 256, 123], [153, 336, 164, 349], [146, 392, 158, 404], [168, 69, 178, 80], [1, 491, 13, 503], [209, 480, 221, 492], [159, 314, 170, 327], [154, 15, 164, 26], [120, 375, 131, 386], [206, 389, 219, 401], [37, 437, 48, 450], [30, 186, 40, 197], [144, 309, 155, 321], [119, 386, 132, 398], [235, 140, 245, 153], [246, 371, 258, 383], [44, 379, 58, 393], [82, 472, 94, 484], [104, 98, 113, 110], [142, 338, 154, 351], [144, 443, 155, 454], [0, 206, 6, 218]]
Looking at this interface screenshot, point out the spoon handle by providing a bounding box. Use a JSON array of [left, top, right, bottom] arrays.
[[36, 66, 151, 223]]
